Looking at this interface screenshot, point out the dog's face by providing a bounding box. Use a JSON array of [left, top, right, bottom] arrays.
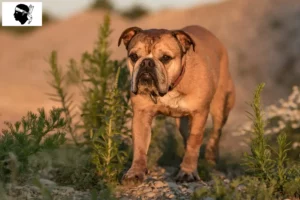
[[118, 27, 195, 96]]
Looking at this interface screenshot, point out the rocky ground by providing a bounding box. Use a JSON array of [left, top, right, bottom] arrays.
[[2, 166, 228, 200], [4, 183, 91, 200], [116, 166, 213, 200]]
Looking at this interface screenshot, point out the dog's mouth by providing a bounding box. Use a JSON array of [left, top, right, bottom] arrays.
[[137, 71, 156, 85], [136, 71, 160, 93], [131, 59, 169, 96], [133, 69, 167, 97]]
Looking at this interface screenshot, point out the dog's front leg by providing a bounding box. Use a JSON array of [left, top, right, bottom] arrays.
[[176, 109, 209, 182], [122, 109, 154, 186]]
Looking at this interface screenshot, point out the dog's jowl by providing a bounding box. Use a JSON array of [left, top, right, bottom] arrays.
[[118, 25, 235, 185]]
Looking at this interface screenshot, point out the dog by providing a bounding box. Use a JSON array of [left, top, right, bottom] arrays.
[[118, 25, 235, 184]]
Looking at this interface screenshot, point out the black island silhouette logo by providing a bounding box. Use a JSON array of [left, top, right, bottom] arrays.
[[14, 3, 34, 25]]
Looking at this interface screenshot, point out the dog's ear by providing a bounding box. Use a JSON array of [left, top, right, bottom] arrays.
[[171, 30, 195, 53], [118, 27, 143, 49]]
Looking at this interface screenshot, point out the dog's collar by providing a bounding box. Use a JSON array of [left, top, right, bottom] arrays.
[[168, 63, 186, 91]]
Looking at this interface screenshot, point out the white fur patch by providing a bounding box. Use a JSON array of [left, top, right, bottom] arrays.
[[158, 90, 186, 110]]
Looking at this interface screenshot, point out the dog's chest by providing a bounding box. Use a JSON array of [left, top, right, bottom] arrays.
[[157, 91, 189, 116]]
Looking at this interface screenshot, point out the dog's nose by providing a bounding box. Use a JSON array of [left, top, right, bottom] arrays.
[[140, 58, 155, 68]]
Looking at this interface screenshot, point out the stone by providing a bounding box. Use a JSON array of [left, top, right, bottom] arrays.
[[166, 193, 175, 199], [152, 176, 159, 179], [223, 179, 230, 184], [146, 192, 156, 198], [188, 182, 201, 190], [29, 186, 40, 193], [186, 189, 193, 194], [39, 178, 57, 187], [182, 183, 188, 187], [142, 187, 152, 193], [154, 181, 166, 188], [237, 184, 246, 191], [163, 187, 170, 192], [166, 182, 178, 189]]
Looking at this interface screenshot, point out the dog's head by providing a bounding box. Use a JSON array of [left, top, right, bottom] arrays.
[[118, 27, 195, 96]]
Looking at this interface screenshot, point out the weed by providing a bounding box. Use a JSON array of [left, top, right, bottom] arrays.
[[47, 14, 131, 187], [193, 83, 300, 199], [0, 108, 67, 182]]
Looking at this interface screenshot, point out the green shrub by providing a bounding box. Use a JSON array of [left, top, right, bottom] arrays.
[[192, 175, 277, 200], [234, 86, 300, 162], [0, 108, 67, 182], [243, 83, 300, 196], [90, 66, 130, 184], [41, 146, 103, 190], [90, 0, 113, 10], [47, 51, 79, 145], [242, 83, 274, 181], [121, 5, 149, 20], [193, 83, 300, 199], [47, 14, 131, 187]]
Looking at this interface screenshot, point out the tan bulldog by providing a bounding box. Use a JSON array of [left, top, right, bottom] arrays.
[[118, 25, 235, 184]]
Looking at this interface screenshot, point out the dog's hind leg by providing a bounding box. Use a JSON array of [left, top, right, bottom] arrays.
[[175, 116, 190, 148], [175, 109, 210, 182], [205, 78, 235, 166]]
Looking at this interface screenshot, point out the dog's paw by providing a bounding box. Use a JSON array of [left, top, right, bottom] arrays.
[[175, 168, 200, 183], [121, 167, 148, 186]]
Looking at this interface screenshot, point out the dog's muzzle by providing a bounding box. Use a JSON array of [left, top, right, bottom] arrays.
[[131, 58, 168, 96], [136, 58, 157, 85]]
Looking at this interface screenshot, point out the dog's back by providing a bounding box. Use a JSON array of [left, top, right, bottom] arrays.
[[182, 25, 235, 163], [182, 25, 230, 83]]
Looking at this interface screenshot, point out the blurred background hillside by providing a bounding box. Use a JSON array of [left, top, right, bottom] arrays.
[[0, 0, 299, 152]]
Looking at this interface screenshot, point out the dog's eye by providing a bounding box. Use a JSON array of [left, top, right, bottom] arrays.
[[129, 53, 139, 63], [160, 55, 172, 64]]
